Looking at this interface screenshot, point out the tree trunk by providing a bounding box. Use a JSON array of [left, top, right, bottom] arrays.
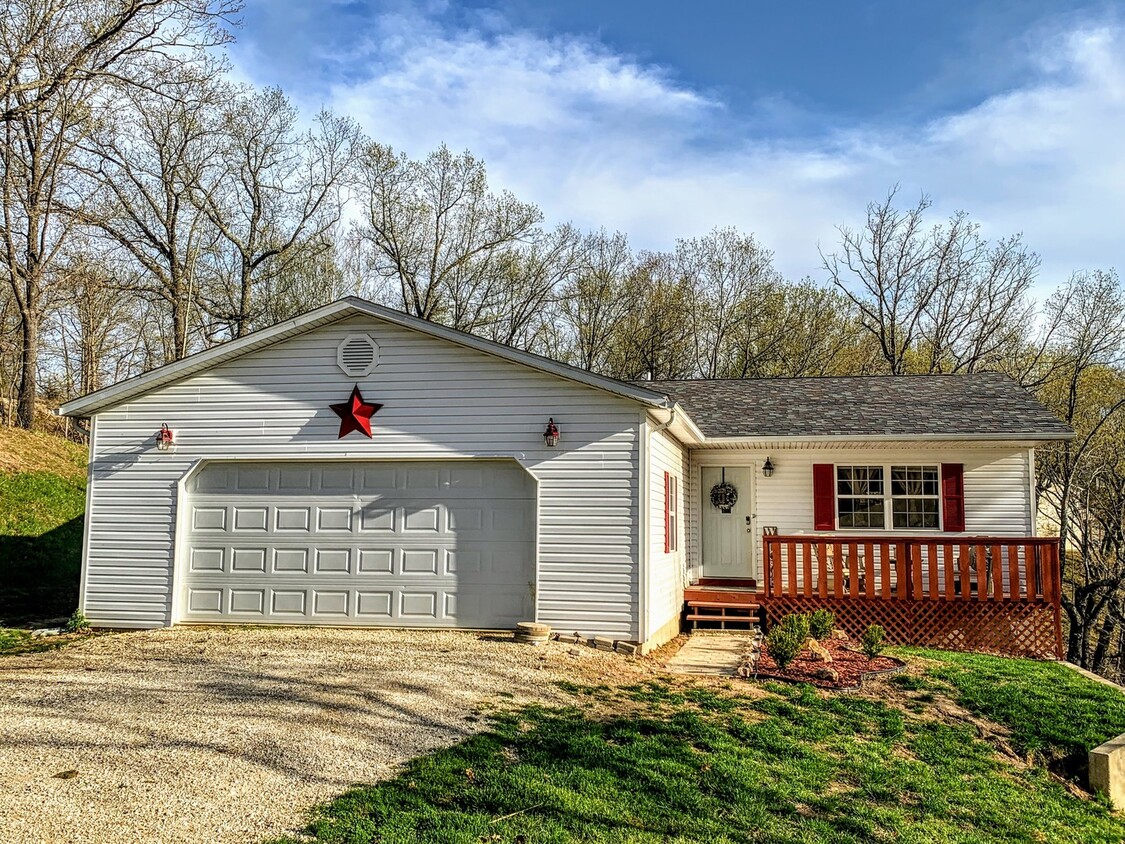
[[16, 308, 38, 428]]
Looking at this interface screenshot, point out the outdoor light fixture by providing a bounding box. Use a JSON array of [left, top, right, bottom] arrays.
[[155, 423, 175, 451], [543, 418, 560, 447], [762, 457, 774, 478]]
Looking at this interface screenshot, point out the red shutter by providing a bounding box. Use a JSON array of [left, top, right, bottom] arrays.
[[663, 471, 671, 553], [941, 463, 965, 532], [813, 464, 835, 531]]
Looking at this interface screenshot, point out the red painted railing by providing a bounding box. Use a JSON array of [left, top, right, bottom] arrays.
[[761, 535, 1061, 604]]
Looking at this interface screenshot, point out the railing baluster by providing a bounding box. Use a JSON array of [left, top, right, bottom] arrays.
[[817, 541, 828, 598], [896, 542, 909, 599], [927, 542, 938, 598], [786, 540, 797, 597], [976, 545, 988, 600], [942, 544, 955, 600], [864, 542, 875, 598], [1007, 543, 1021, 601], [959, 543, 971, 600], [848, 542, 859, 598], [880, 542, 891, 599], [991, 542, 1004, 600], [832, 541, 844, 597], [802, 542, 812, 597]]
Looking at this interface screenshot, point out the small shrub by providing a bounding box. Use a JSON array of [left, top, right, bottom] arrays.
[[64, 609, 90, 633], [766, 614, 811, 671], [808, 609, 835, 640], [766, 625, 806, 671], [861, 624, 886, 659], [777, 612, 810, 642]]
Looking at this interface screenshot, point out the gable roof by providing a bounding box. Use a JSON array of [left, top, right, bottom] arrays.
[[57, 297, 672, 417], [642, 373, 1073, 441]]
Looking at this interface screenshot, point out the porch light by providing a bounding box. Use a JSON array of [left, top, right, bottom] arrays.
[[543, 418, 560, 447], [762, 457, 774, 478], [155, 423, 175, 451]]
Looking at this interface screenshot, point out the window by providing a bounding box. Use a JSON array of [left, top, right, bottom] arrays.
[[890, 465, 940, 529], [664, 472, 678, 552], [835, 465, 941, 530], [836, 466, 885, 529]]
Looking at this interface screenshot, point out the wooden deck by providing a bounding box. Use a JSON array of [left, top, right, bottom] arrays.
[[755, 535, 1064, 658]]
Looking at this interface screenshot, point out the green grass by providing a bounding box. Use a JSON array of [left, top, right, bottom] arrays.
[[267, 673, 1125, 844], [0, 472, 85, 621], [905, 648, 1125, 762]]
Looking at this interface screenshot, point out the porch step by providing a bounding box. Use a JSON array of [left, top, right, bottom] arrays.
[[685, 599, 761, 630], [685, 586, 762, 606]]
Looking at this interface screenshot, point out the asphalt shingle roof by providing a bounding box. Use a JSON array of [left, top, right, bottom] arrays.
[[641, 373, 1072, 439]]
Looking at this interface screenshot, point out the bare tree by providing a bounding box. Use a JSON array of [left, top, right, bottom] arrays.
[[0, 63, 89, 426], [78, 72, 225, 361], [353, 143, 542, 325], [605, 252, 695, 380], [1033, 270, 1125, 666], [677, 227, 786, 379], [822, 188, 940, 374], [0, 0, 240, 123], [192, 87, 359, 338], [555, 229, 635, 371]]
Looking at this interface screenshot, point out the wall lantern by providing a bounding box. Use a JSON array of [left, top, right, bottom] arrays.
[[543, 418, 560, 447], [155, 423, 175, 451], [762, 457, 774, 478]]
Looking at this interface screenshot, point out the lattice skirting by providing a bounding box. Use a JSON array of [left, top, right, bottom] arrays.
[[760, 596, 1062, 659]]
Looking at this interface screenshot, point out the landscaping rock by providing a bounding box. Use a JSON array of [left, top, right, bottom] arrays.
[[814, 667, 839, 683], [592, 636, 616, 652], [807, 639, 833, 663], [31, 628, 62, 638], [613, 641, 639, 656]]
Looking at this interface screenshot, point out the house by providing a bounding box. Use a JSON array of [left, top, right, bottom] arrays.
[[58, 297, 1073, 656]]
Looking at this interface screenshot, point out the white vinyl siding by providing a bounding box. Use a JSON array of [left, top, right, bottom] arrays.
[[685, 446, 1034, 574], [82, 314, 641, 637], [647, 427, 688, 642]]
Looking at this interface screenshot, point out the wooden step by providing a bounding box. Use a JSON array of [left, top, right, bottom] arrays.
[[685, 587, 762, 605], [685, 601, 760, 630]]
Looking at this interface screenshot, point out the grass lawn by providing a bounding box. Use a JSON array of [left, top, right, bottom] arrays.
[[268, 651, 1125, 844], [0, 428, 87, 623], [905, 648, 1125, 767]]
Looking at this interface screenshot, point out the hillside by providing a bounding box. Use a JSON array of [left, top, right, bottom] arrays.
[[0, 427, 88, 623]]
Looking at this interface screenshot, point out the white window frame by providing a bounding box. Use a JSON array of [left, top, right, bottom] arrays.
[[835, 464, 942, 532], [666, 473, 679, 552]]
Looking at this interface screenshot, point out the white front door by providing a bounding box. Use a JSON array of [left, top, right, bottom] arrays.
[[700, 466, 756, 580]]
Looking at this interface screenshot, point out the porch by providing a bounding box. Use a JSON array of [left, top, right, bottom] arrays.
[[686, 534, 1064, 658]]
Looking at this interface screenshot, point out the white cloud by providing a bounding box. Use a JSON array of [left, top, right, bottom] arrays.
[[236, 8, 1125, 295]]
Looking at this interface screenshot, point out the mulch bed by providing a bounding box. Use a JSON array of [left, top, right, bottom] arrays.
[[747, 637, 905, 690]]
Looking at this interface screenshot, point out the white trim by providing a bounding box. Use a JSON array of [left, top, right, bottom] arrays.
[[638, 415, 650, 644], [1028, 448, 1038, 535], [58, 297, 672, 417], [833, 462, 944, 532], [77, 416, 96, 617], [168, 452, 542, 628]]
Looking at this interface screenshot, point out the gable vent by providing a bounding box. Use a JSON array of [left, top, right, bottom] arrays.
[[337, 334, 380, 377]]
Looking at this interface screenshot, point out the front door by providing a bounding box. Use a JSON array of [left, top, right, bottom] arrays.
[[700, 466, 756, 580]]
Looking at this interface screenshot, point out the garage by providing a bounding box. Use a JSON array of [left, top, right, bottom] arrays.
[[179, 459, 536, 628]]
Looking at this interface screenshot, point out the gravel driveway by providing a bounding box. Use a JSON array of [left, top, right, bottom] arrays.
[[0, 627, 645, 844]]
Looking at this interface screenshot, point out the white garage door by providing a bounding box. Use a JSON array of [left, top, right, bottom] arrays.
[[180, 460, 535, 628]]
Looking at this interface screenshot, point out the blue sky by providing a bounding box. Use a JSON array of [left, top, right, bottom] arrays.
[[229, 0, 1124, 292]]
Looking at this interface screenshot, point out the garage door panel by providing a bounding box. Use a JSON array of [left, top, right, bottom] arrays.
[[182, 460, 535, 628]]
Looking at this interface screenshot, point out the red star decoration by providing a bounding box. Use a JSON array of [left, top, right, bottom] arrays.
[[329, 386, 382, 438]]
